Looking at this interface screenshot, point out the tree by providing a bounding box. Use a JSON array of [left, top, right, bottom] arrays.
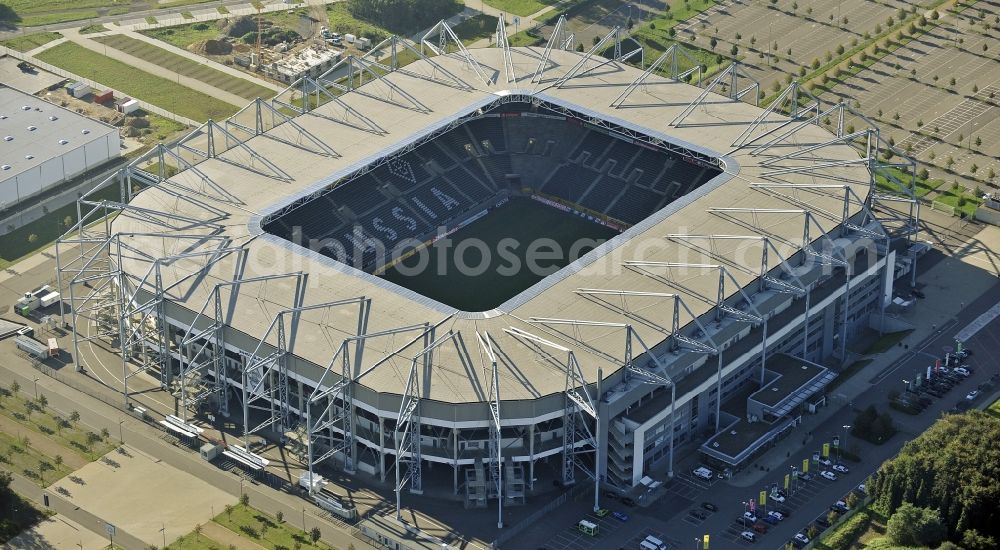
[[846, 491, 859, 509], [194, 524, 202, 539], [276, 510, 283, 523], [730, 44, 738, 57], [811, 57, 820, 69], [962, 529, 997, 550], [10, 381, 19, 394], [310, 527, 321, 543], [886, 503, 947, 547], [827, 510, 839, 525], [872, 412, 1000, 545], [54, 455, 63, 469], [345, 0, 461, 35], [240, 493, 250, 507], [70, 410, 80, 423], [53, 416, 63, 434], [100, 428, 110, 440], [37, 394, 47, 410], [28, 234, 38, 244], [710, 37, 717, 49]]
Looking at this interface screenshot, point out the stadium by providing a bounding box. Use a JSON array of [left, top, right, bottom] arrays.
[[56, 20, 920, 528]]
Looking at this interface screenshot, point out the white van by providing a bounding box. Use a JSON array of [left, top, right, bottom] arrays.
[[643, 535, 667, 550], [692, 466, 713, 480]]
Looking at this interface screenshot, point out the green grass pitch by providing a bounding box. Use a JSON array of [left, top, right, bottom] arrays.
[[381, 197, 618, 311]]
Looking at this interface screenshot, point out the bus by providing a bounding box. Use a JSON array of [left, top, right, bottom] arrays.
[[577, 519, 598, 536]]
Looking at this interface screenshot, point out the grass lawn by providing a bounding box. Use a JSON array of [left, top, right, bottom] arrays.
[[0, 31, 61, 52], [866, 330, 913, 354], [214, 505, 331, 550], [933, 184, 982, 218], [0, 179, 121, 270], [325, 3, 391, 41], [79, 24, 109, 35], [0, 0, 128, 26], [874, 166, 944, 198], [626, 0, 726, 79], [381, 197, 618, 311], [36, 42, 238, 122], [987, 395, 1000, 419], [92, 34, 275, 100], [483, 0, 559, 17], [0, 392, 117, 463], [0, 431, 74, 487], [452, 14, 497, 45], [165, 533, 226, 550], [142, 21, 221, 49]]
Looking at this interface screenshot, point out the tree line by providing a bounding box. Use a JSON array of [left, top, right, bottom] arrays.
[[870, 411, 999, 549]]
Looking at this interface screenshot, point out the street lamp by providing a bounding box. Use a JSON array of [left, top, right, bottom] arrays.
[[119, 419, 125, 444], [840, 425, 851, 461], [33, 378, 39, 400]]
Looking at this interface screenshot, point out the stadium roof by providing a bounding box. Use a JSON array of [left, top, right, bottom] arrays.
[[112, 46, 876, 404]]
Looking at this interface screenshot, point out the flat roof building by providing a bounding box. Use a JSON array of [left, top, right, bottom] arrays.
[[0, 84, 120, 213]]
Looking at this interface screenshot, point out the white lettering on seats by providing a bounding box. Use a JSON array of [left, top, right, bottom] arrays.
[[431, 187, 460, 210]]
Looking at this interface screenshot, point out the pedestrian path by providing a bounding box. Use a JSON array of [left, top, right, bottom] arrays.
[[955, 300, 1000, 342]]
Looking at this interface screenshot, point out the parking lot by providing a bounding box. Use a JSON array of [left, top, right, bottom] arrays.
[[824, 6, 1000, 190], [679, 0, 915, 94]]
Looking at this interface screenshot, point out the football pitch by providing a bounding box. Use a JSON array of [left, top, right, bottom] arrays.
[[381, 197, 619, 311]]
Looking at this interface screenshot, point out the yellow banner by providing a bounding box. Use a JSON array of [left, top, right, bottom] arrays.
[[784, 474, 790, 489], [703, 534, 710, 550], [759, 490, 767, 505], [802, 458, 809, 472], [823, 443, 831, 457]]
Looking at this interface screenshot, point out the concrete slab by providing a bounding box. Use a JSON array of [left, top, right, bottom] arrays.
[[0, 56, 63, 94], [7, 513, 109, 550], [61, 445, 237, 547]]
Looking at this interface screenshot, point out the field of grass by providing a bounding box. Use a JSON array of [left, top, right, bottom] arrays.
[[934, 184, 983, 218], [165, 532, 226, 550], [866, 329, 913, 354], [874, 166, 944, 198], [483, 0, 559, 17], [987, 394, 1000, 419], [0, 31, 61, 52], [0, 178, 121, 270], [92, 34, 274, 100], [325, 2, 390, 41], [214, 505, 331, 550], [0, 0, 133, 26], [36, 42, 238, 122], [79, 24, 109, 34], [381, 197, 618, 311], [627, 0, 727, 80], [0, 391, 117, 463], [0, 431, 74, 487], [452, 14, 497, 45], [142, 21, 220, 49]]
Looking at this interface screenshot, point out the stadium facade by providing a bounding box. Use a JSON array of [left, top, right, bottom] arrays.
[[56, 21, 921, 520]]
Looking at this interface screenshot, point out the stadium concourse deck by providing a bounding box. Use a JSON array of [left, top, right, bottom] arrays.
[[110, 45, 875, 405]]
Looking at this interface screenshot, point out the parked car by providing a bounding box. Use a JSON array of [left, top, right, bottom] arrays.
[[834, 500, 850, 512], [743, 511, 758, 523], [818, 457, 833, 467], [612, 511, 629, 522], [602, 490, 619, 500], [690, 510, 707, 520], [768, 510, 785, 521], [820, 470, 838, 481], [762, 515, 779, 525], [740, 531, 756, 543], [795, 471, 813, 481], [954, 367, 971, 377], [701, 502, 718, 512], [595, 508, 609, 517], [965, 390, 979, 400], [794, 533, 810, 544], [832, 464, 849, 473]]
